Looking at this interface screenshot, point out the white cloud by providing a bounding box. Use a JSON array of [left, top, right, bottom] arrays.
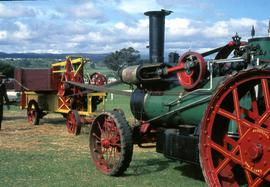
[[203, 18, 257, 38], [203, 21, 229, 38], [13, 22, 33, 40], [229, 18, 257, 28], [0, 3, 36, 18], [72, 2, 105, 20], [0, 0, 266, 56], [166, 18, 198, 36], [118, 0, 161, 14]]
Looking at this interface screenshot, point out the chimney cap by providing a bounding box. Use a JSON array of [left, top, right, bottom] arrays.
[[144, 9, 172, 16]]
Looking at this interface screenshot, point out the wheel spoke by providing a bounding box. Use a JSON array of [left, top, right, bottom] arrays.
[[97, 121, 104, 134], [232, 88, 243, 136], [258, 112, 270, 127], [215, 158, 231, 176], [232, 88, 241, 119], [224, 135, 237, 147], [251, 177, 263, 187], [250, 88, 260, 118], [262, 79, 270, 111], [92, 133, 101, 141], [244, 169, 253, 185], [209, 141, 242, 164], [217, 108, 237, 121], [201, 74, 270, 186], [241, 108, 258, 121]]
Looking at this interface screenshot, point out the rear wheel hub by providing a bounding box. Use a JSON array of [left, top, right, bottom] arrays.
[[241, 129, 270, 176]]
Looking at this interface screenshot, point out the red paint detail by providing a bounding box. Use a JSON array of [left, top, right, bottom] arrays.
[[176, 51, 207, 90], [140, 122, 150, 134], [200, 71, 270, 186], [20, 92, 26, 109], [89, 72, 107, 86], [101, 139, 111, 149], [166, 65, 184, 73], [91, 114, 121, 174], [247, 144, 263, 162], [228, 41, 236, 46], [66, 111, 78, 134], [27, 109, 36, 125]]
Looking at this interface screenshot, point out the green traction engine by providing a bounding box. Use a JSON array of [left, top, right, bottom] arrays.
[[88, 10, 270, 186]]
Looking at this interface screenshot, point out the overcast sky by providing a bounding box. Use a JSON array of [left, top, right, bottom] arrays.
[[0, 0, 269, 54]]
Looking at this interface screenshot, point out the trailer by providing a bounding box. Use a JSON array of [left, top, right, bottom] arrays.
[[15, 56, 107, 135]]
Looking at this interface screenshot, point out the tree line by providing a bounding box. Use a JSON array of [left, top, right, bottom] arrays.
[[0, 47, 144, 78]]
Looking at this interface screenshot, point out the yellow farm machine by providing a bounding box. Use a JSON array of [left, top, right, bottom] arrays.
[[15, 56, 107, 135]]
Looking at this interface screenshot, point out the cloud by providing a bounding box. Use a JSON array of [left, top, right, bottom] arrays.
[[166, 18, 199, 37], [118, 0, 161, 14], [203, 18, 257, 38], [13, 21, 33, 40], [71, 2, 106, 22], [0, 3, 37, 18], [0, 0, 267, 56]]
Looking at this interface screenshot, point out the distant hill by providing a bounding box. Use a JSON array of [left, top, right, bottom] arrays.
[[0, 52, 109, 62]]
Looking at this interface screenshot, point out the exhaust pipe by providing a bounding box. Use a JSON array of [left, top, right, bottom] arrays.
[[144, 9, 172, 63]]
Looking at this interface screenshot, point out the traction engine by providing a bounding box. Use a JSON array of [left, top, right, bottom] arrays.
[[87, 10, 270, 186]]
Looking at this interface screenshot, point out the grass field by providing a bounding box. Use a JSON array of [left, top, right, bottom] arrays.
[[0, 95, 207, 187]]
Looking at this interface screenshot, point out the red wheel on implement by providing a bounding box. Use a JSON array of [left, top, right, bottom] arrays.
[[89, 72, 107, 86], [177, 51, 207, 90], [66, 110, 81, 135], [27, 100, 40, 125], [200, 69, 270, 186], [89, 111, 133, 176]]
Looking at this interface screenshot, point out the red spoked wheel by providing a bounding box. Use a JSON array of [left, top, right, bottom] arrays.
[[177, 51, 207, 90], [200, 69, 270, 186], [89, 72, 107, 86], [89, 111, 133, 176], [66, 110, 81, 135], [27, 100, 40, 125]]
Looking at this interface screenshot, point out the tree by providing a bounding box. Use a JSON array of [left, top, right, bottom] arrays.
[[0, 62, 15, 78], [103, 47, 140, 71]]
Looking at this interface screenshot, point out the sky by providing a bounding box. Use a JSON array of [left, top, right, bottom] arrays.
[[0, 0, 269, 55]]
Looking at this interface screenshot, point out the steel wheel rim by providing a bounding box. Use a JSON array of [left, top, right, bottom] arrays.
[[91, 114, 121, 174], [200, 72, 270, 187]]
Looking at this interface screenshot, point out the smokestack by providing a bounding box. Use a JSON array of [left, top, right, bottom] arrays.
[[144, 9, 172, 63]]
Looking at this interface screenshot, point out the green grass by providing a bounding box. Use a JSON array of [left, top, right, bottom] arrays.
[[0, 109, 207, 187], [1, 75, 208, 187], [0, 147, 206, 187], [0, 150, 205, 187], [104, 93, 133, 120]]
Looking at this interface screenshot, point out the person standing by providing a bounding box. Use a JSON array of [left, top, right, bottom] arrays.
[[0, 73, 9, 130]]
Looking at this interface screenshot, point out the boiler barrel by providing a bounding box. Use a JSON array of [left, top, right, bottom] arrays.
[[130, 77, 224, 126]]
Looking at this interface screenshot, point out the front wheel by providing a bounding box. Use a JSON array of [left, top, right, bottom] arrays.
[[27, 100, 40, 125], [66, 110, 81, 135], [89, 111, 133, 176]]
